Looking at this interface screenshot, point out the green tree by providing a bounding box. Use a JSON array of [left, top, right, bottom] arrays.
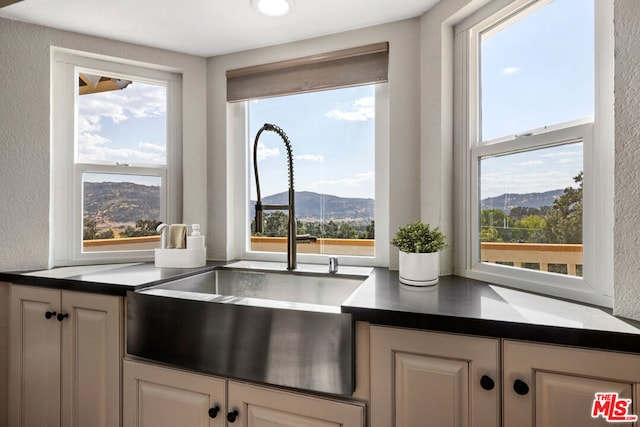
[[480, 227, 500, 242], [544, 172, 583, 244], [83, 218, 98, 240], [96, 229, 115, 239], [263, 211, 289, 237], [512, 215, 547, 243], [337, 222, 357, 239]]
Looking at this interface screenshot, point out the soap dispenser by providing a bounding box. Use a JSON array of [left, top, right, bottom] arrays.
[[187, 224, 205, 249]]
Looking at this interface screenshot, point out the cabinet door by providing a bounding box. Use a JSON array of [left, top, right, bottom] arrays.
[[61, 291, 122, 427], [370, 326, 500, 427], [227, 380, 365, 427], [123, 360, 226, 427], [503, 340, 640, 427], [9, 285, 62, 427]]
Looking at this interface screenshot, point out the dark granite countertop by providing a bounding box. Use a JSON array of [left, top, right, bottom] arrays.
[[0, 262, 222, 296], [2, 262, 639, 354], [343, 269, 640, 354]]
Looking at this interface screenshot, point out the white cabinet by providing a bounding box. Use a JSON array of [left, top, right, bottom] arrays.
[[123, 359, 365, 427], [228, 380, 364, 427], [9, 284, 122, 427], [123, 360, 226, 427], [503, 340, 640, 427], [370, 325, 500, 427]]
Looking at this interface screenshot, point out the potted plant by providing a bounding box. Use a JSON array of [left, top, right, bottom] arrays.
[[391, 221, 447, 286]]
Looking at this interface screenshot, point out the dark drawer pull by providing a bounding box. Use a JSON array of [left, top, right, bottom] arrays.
[[45, 311, 57, 320], [480, 375, 495, 391], [208, 406, 219, 418], [513, 379, 530, 395], [227, 409, 239, 423]]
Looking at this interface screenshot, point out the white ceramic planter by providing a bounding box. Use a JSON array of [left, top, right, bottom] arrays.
[[398, 251, 439, 286]]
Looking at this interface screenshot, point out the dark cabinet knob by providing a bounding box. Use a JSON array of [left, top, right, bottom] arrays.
[[513, 379, 530, 395], [480, 375, 495, 390], [45, 311, 57, 320], [227, 409, 239, 423], [57, 312, 69, 322], [208, 406, 220, 418]]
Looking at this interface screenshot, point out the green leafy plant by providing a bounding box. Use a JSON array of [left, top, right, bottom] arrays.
[[391, 221, 448, 253]]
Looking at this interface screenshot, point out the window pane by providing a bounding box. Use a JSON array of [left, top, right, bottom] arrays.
[[480, 0, 594, 141], [479, 143, 583, 276], [77, 74, 167, 165], [248, 86, 375, 257], [82, 173, 161, 252]]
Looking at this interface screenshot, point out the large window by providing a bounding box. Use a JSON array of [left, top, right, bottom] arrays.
[[228, 43, 389, 266], [247, 86, 376, 257], [455, 0, 613, 306], [52, 51, 182, 265]]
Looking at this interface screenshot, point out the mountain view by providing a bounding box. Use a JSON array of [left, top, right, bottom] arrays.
[[251, 191, 374, 221], [481, 189, 564, 214], [83, 182, 160, 238], [82, 181, 576, 242]]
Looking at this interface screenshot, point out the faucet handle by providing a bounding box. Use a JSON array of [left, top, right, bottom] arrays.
[[329, 256, 339, 274]]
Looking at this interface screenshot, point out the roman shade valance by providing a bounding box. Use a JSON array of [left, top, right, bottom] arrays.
[[226, 42, 389, 102]]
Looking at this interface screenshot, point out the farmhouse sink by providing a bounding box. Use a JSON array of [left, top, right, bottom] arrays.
[[126, 263, 371, 395]]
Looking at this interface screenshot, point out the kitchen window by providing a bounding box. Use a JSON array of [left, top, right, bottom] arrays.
[[454, 0, 613, 306], [228, 43, 390, 267], [51, 50, 182, 265]]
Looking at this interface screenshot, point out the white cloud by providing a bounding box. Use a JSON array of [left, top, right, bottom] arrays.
[[325, 96, 375, 122], [77, 137, 166, 164], [306, 172, 374, 193], [516, 160, 544, 167], [256, 142, 280, 161], [296, 154, 324, 162], [502, 66, 520, 75], [77, 82, 168, 164]]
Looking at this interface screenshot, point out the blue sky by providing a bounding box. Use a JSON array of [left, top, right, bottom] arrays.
[[76, 0, 592, 201], [480, 0, 592, 198], [78, 80, 166, 186], [248, 85, 375, 200]]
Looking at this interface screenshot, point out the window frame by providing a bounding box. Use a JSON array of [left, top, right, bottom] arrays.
[[453, 0, 614, 307], [51, 49, 182, 266], [229, 83, 390, 267]]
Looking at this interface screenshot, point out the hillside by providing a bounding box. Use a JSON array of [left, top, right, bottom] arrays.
[[83, 181, 160, 226], [481, 189, 564, 214], [252, 191, 374, 221]]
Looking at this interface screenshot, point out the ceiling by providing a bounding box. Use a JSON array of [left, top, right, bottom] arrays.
[[0, 0, 440, 57]]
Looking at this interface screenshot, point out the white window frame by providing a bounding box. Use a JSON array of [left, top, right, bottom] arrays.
[[229, 83, 390, 267], [453, 0, 614, 307], [51, 49, 182, 266]]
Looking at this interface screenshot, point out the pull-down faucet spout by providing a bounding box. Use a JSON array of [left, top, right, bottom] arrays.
[[253, 123, 315, 270]]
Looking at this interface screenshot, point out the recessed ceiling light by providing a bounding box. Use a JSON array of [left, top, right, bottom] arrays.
[[251, 0, 294, 17]]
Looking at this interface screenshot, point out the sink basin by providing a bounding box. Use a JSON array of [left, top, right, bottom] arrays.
[[145, 268, 365, 309], [126, 264, 371, 395]]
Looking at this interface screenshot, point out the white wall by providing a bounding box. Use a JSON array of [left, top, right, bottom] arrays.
[[613, 0, 640, 321], [206, 19, 422, 267], [0, 17, 207, 271]]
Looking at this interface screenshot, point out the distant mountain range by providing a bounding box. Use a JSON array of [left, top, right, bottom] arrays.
[[481, 189, 564, 214], [83, 181, 564, 226], [252, 191, 374, 221]]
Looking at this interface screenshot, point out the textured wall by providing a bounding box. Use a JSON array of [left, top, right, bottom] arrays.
[[614, 0, 640, 320], [0, 18, 207, 271]]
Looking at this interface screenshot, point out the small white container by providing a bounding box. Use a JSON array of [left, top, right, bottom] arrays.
[[187, 224, 205, 249]]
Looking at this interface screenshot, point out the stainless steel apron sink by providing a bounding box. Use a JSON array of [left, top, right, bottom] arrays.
[[126, 264, 370, 395]]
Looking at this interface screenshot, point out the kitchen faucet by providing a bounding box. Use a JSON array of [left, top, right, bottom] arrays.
[[253, 123, 316, 270]]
